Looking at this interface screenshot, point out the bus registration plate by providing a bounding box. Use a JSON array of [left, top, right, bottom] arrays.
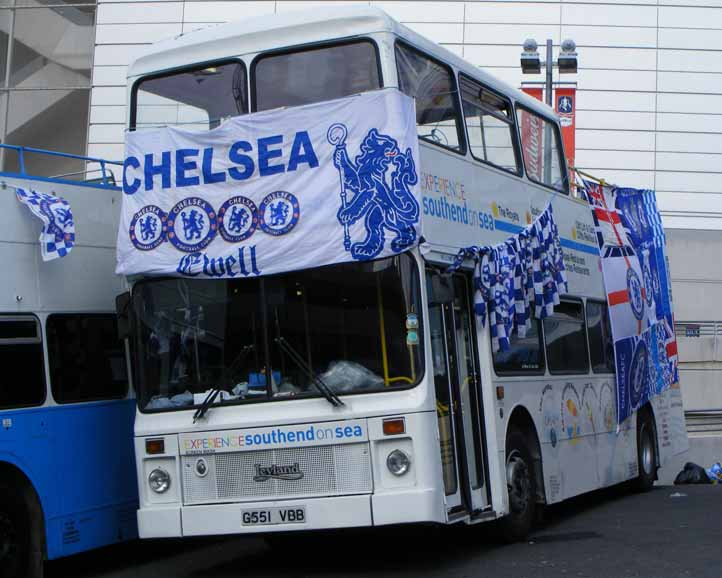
[[241, 506, 306, 526]]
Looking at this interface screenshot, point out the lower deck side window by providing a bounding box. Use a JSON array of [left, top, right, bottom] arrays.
[[0, 317, 45, 409], [492, 319, 545, 374], [47, 314, 128, 404]]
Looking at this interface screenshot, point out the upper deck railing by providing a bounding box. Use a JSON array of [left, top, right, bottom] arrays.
[[0, 144, 123, 190]]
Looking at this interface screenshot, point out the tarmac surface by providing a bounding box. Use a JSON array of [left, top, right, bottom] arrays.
[[46, 485, 720, 578]]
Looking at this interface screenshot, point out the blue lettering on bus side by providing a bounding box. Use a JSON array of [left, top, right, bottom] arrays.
[[202, 147, 226, 184], [228, 141, 255, 180], [144, 151, 171, 191], [258, 135, 284, 177], [128, 132, 320, 192], [123, 156, 141, 194], [287, 131, 319, 172], [175, 149, 200, 187]]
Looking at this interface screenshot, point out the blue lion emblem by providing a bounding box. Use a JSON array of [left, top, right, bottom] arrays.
[[328, 124, 419, 260]]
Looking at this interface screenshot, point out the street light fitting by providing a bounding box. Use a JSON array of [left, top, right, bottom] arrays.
[[520, 38, 541, 74], [558, 38, 578, 74]]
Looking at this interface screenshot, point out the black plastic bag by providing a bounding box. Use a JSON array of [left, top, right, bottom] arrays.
[[674, 462, 712, 484]]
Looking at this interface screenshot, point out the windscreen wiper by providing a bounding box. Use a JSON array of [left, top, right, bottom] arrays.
[[274, 336, 344, 407], [193, 344, 255, 423], [193, 388, 221, 423]]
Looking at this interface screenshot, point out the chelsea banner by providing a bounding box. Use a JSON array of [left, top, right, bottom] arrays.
[[584, 182, 679, 426], [116, 89, 421, 278]]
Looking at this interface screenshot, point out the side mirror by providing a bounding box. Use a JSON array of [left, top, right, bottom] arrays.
[[115, 291, 131, 341], [429, 274, 454, 305]]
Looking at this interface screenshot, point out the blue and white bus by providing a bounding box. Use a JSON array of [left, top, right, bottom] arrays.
[[0, 146, 137, 578], [122, 6, 687, 544]]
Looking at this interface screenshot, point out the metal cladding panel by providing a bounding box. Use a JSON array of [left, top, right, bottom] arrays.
[[182, 442, 372, 505]]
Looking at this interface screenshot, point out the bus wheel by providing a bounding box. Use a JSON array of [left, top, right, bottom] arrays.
[[635, 413, 657, 492], [499, 429, 536, 542], [0, 484, 32, 578]]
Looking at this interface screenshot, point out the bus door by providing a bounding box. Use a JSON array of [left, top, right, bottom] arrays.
[[427, 269, 489, 516]]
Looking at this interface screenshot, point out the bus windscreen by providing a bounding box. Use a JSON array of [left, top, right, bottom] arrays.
[[131, 254, 423, 411]]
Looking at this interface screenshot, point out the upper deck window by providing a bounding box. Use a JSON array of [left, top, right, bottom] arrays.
[[395, 42, 464, 154], [516, 106, 568, 193], [543, 300, 589, 374], [131, 60, 247, 131], [460, 75, 520, 174], [253, 40, 381, 112]]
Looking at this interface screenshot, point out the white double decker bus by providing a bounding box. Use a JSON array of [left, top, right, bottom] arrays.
[[122, 7, 686, 541]]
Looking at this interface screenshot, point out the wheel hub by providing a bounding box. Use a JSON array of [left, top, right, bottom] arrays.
[[506, 450, 531, 514]]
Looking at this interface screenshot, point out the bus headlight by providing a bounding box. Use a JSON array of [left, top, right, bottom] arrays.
[[386, 449, 411, 476], [149, 468, 171, 493]]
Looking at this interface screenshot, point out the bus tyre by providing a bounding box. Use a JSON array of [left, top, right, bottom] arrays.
[[0, 483, 35, 578], [499, 430, 536, 542], [635, 413, 657, 492]]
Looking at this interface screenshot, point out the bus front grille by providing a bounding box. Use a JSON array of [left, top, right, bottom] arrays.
[[181, 442, 372, 504]]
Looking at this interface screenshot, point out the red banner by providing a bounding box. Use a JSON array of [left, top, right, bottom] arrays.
[[555, 87, 576, 174], [520, 87, 544, 182]]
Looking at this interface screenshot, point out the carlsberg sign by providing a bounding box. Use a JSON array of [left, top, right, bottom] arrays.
[[116, 89, 422, 278]]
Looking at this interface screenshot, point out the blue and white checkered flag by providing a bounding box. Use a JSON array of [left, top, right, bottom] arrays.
[[15, 188, 75, 261], [446, 202, 567, 353]]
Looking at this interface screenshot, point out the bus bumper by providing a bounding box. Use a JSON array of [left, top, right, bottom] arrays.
[[138, 487, 445, 538]]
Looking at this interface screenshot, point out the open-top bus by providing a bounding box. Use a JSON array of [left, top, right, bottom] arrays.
[[122, 7, 687, 541], [0, 147, 136, 578]]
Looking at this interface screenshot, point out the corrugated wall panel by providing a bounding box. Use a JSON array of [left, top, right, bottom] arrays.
[[89, 0, 722, 226]]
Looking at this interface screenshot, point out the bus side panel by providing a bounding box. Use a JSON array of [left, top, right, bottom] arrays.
[[44, 399, 138, 559], [0, 408, 50, 528]]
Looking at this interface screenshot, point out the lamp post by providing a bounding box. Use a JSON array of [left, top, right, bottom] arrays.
[[520, 38, 578, 184]]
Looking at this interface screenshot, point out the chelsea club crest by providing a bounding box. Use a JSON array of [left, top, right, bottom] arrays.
[[259, 191, 300, 236], [167, 197, 217, 252], [218, 196, 258, 243], [626, 267, 645, 321], [129, 205, 166, 251]]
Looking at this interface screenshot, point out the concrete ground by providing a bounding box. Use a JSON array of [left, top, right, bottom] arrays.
[[46, 485, 721, 578]]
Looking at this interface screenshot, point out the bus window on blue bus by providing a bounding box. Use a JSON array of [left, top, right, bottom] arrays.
[[492, 319, 545, 375], [0, 316, 45, 409], [131, 60, 247, 131], [395, 41, 465, 154], [46, 314, 128, 404], [253, 40, 381, 112]]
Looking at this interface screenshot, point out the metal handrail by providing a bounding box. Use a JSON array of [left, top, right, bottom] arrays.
[[0, 143, 123, 188]]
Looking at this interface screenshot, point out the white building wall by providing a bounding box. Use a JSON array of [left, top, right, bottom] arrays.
[[90, 0, 722, 230]]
